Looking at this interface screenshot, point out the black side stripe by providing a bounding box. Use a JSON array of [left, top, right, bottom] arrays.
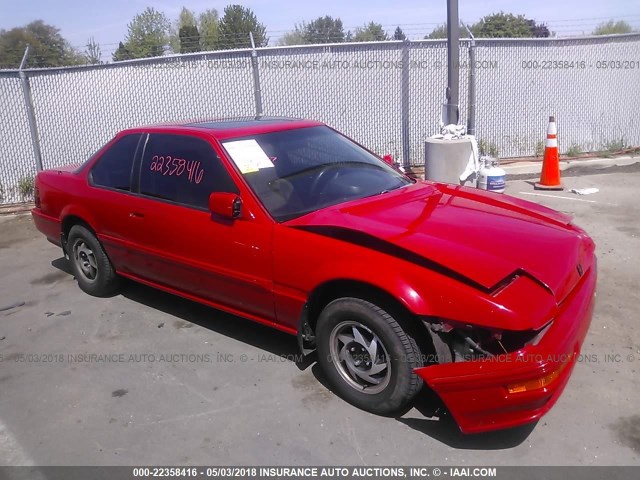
[[292, 225, 490, 293]]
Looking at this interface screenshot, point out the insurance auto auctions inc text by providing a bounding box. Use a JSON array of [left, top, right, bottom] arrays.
[[254, 467, 497, 477]]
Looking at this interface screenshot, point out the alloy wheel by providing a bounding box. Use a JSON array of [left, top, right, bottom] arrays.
[[328, 321, 391, 394]]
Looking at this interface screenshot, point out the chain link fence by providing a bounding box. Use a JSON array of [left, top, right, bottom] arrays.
[[0, 74, 35, 204], [474, 34, 640, 158], [1, 34, 639, 204]]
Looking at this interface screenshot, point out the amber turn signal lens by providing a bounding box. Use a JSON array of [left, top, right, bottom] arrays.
[[506, 361, 569, 394]]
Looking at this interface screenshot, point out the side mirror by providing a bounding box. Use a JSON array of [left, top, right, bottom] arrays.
[[382, 154, 407, 176], [209, 192, 242, 219], [382, 154, 394, 165]]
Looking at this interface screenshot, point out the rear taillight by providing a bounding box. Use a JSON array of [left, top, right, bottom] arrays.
[[34, 186, 41, 208]]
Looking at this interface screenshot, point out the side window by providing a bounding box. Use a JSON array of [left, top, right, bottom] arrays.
[[139, 134, 238, 209], [90, 134, 141, 191]]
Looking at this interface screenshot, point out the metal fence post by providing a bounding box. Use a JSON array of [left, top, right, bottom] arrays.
[[18, 45, 44, 172], [464, 25, 476, 136], [249, 32, 264, 117], [444, 0, 460, 125], [401, 40, 410, 167]]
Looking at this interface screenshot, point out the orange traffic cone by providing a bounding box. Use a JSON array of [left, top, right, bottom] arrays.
[[535, 116, 563, 190]]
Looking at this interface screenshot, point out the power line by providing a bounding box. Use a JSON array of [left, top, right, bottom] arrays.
[[3, 13, 639, 68], [543, 14, 640, 23], [3, 12, 638, 54]]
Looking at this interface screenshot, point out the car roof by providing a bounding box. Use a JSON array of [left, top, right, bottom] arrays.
[[123, 116, 325, 140]]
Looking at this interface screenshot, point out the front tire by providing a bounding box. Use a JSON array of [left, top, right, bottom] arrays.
[[67, 224, 120, 297], [316, 297, 423, 415]]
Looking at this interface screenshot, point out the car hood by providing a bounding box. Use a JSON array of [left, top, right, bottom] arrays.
[[287, 182, 592, 302]]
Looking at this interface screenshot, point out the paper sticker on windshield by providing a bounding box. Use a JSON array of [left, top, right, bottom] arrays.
[[223, 140, 274, 174]]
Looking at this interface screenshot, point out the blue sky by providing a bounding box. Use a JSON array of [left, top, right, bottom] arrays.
[[1, 0, 639, 56]]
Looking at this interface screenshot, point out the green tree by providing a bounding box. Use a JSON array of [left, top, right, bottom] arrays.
[[302, 16, 345, 43], [593, 20, 633, 35], [527, 20, 551, 38], [353, 22, 389, 42], [199, 9, 220, 50], [425, 23, 465, 39], [112, 41, 133, 61], [119, 7, 170, 59], [277, 26, 305, 46], [427, 13, 550, 39], [179, 25, 201, 53], [393, 26, 406, 41], [471, 12, 550, 38], [0, 20, 84, 68], [85, 36, 102, 64], [178, 7, 197, 29], [169, 7, 198, 53], [217, 4, 267, 49]]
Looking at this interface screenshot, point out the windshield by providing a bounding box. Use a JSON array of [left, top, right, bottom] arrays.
[[221, 126, 412, 222]]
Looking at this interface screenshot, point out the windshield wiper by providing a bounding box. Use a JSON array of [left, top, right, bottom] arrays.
[[377, 181, 412, 196]]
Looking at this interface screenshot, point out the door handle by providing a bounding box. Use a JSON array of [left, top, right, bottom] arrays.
[[129, 212, 144, 218]]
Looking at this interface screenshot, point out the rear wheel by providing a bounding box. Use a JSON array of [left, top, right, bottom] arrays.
[[316, 297, 423, 415], [67, 225, 120, 297]]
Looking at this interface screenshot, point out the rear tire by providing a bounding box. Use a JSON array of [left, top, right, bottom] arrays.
[[67, 225, 120, 297], [316, 297, 423, 415]]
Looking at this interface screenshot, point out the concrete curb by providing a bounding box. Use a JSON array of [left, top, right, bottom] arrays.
[[0, 203, 33, 216], [503, 155, 639, 178]]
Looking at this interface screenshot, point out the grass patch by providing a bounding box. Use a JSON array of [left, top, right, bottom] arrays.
[[18, 176, 34, 200], [478, 140, 499, 157], [565, 144, 582, 157]]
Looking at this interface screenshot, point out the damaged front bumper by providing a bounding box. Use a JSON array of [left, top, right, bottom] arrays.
[[415, 261, 597, 434]]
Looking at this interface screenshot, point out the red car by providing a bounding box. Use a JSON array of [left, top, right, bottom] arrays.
[[31, 118, 596, 434]]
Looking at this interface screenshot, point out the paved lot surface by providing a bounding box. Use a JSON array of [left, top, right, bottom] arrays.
[[0, 166, 639, 466]]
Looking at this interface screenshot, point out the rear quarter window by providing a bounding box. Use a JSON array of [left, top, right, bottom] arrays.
[[90, 134, 141, 191], [139, 134, 238, 209]]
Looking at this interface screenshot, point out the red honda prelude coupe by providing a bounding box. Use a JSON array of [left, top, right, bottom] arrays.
[[32, 117, 596, 433]]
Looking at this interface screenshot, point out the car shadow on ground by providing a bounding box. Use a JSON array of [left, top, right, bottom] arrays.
[[122, 280, 313, 364], [51, 256, 73, 275], [308, 359, 535, 449], [51, 256, 535, 450], [51, 257, 310, 368], [397, 390, 537, 449]]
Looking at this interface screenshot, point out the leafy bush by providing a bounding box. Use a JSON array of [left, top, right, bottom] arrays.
[[478, 140, 499, 157], [18, 176, 34, 200], [603, 137, 628, 152], [566, 144, 582, 157]]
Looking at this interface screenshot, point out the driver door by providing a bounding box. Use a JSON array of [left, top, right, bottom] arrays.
[[124, 132, 275, 321]]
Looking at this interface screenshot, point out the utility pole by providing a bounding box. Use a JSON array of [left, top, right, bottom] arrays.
[[463, 22, 476, 136], [444, 0, 459, 126], [249, 32, 263, 118]]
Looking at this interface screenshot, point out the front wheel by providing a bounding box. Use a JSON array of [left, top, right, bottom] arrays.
[[67, 224, 120, 297], [316, 297, 423, 415]]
